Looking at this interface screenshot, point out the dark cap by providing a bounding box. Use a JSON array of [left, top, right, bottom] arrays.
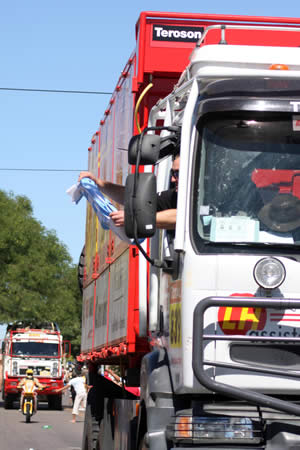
[[258, 193, 300, 232]]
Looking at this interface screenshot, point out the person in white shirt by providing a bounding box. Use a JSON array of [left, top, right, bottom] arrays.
[[57, 372, 89, 423]]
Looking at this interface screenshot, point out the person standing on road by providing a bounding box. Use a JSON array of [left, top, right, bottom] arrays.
[[64, 367, 76, 406], [57, 371, 90, 423]]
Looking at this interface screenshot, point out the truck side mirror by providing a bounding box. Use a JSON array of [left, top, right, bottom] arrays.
[[124, 173, 157, 238], [128, 134, 160, 165], [1, 340, 5, 353], [63, 340, 71, 358]]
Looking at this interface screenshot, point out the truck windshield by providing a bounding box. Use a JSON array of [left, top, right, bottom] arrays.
[[12, 342, 59, 357], [194, 113, 300, 247]]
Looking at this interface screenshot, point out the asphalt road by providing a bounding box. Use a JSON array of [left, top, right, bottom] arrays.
[[0, 392, 84, 450]]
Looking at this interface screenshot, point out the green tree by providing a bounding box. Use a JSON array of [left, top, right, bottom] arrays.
[[0, 189, 82, 356]]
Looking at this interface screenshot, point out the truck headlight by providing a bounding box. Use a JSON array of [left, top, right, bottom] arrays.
[[167, 415, 262, 444], [52, 362, 58, 377], [12, 361, 18, 376], [254, 257, 285, 290]]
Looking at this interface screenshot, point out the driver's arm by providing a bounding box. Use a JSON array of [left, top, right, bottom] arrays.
[[156, 209, 177, 230], [34, 378, 44, 389], [78, 171, 125, 205], [17, 378, 25, 388], [109, 208, 177, 230]]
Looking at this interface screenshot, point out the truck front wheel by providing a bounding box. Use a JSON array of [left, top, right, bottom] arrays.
[[48, 394, 63, 410], [138, 435, 148, 450], [82, 404, 100, 450], [4, 394, 14, 409]]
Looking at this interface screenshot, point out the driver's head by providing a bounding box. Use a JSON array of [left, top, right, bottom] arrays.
[[26, 368, 34, 378], [170, 155, 180, 191]]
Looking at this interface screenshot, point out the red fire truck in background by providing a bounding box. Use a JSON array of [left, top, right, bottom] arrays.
[[78, 11, 300, 450], [2, 320, 65, 410]]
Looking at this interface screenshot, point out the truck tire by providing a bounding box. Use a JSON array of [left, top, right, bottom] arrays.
[[138, 435, 148, 450], [82, 400, 115, 450], [82, 404, 100, 450], [97, 409, 114, 450], [4, 394, 14, 409], [48, 394, 63, 410], [129, 416, 138, 450], [137, 405, 148, 450]]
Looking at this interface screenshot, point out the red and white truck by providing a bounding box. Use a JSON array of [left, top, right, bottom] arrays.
[[2, 320, 65, 410], [78, 11, 300, 450]]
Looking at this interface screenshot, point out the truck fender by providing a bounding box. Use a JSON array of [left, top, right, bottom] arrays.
[[140, 349, 173, 407], [138, 349, 175, 449]]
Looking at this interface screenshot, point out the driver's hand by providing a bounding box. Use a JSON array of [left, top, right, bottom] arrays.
[[78, 171, 101, 186], [109, 210, 124, 227]]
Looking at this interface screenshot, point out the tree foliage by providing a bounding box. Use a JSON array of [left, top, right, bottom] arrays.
[[0, 190, 82, 356]]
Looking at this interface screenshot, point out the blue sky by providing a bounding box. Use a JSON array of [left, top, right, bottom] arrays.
[[0, 0, 299, 269]]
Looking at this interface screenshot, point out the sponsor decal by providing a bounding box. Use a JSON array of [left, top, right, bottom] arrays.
[[250, 312, 300, 337], [218, 296, 300, 337], [169, 280, 182, 348], [170, 302, 181, 348], [218, 294, 267, 336], [270, 312, 300, 322], [152, 24, 204, 43], [249, 325, 300, 337], [218, 306, 267, 335]]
